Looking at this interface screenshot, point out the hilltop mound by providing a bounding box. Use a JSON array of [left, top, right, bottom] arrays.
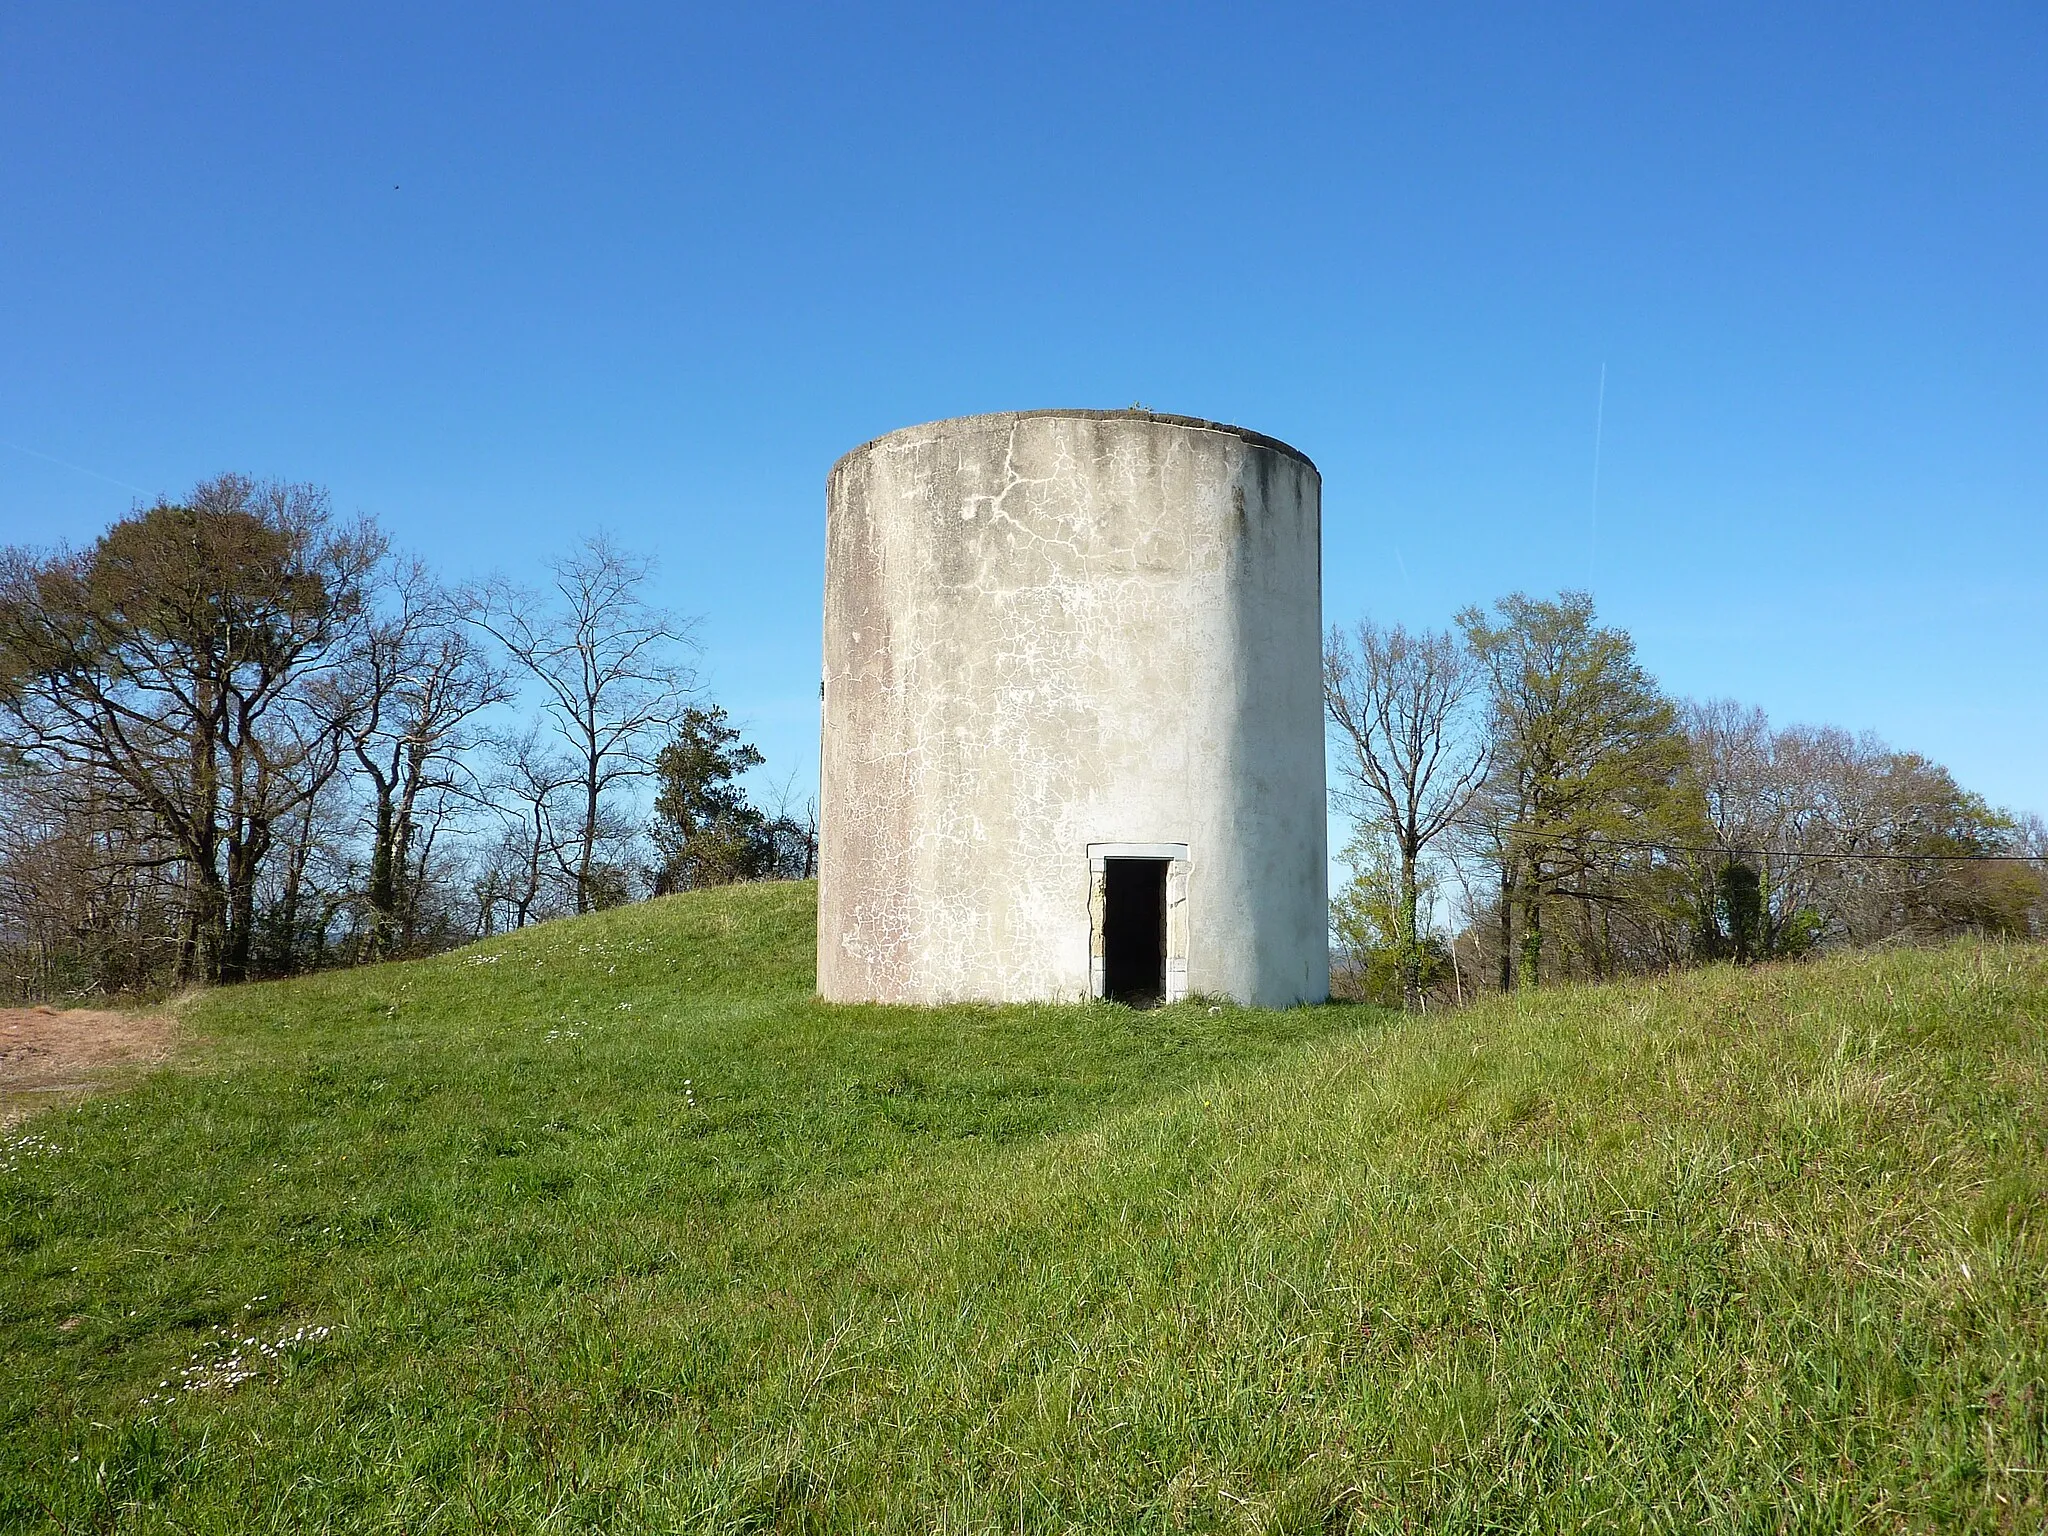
[[3, 882, 2045, 1531]]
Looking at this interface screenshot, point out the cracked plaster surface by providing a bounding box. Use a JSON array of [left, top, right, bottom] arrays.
[[818, 412, 1328, 1007]]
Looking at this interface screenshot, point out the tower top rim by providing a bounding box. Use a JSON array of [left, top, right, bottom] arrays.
[[828, 409, 1318, 481]]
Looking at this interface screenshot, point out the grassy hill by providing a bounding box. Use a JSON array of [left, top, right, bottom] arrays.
[[3, 882, 2046, 1532]]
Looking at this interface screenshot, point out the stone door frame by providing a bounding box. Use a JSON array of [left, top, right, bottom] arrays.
[[1087, 842, 1190, 1003]]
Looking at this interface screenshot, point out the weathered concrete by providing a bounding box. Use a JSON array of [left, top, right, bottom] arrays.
[[818, 410, 1328, 1007]]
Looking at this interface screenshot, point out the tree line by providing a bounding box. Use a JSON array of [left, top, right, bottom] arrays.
[[8, 483, 2034, 1009], [0, 476, 813, 1001], [1326, 591, 2046, 1009]]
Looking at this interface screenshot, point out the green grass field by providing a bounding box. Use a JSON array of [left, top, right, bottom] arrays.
[[3, 881, 2046, 1532]]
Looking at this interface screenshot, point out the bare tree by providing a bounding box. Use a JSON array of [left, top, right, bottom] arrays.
[[471, 535, 697, 914], [344, 559, 511, 959], [2019, 815, 2048, 939], [763, 769, 820, 881], [479, 726, 581, 929], [1682, 702, 2039, 955], [0, 757, 186, 999], [1325, 620, 1491, 1011]]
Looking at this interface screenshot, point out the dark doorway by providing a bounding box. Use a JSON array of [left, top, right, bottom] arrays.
[[1103, 857, 1168, 1006]]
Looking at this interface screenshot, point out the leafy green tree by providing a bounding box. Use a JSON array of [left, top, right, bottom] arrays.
[[1458, 591, 1695, 988], [1329, 823, 1451, 1007], [649, 706, 772, 892], [1879, 764, 2038, 938], [1715, 861, 1763, 962]]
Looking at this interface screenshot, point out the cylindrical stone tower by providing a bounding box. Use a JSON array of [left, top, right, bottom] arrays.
[[819, 409, 1327, 1008]]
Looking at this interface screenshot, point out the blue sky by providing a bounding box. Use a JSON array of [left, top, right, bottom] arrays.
[[4, 3, 2043, 821]]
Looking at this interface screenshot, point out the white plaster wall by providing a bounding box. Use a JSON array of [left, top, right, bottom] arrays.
[[818, 410, 1327, 1007]]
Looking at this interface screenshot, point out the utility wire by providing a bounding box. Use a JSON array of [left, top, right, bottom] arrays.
[[1448, 817, 2036, 864]]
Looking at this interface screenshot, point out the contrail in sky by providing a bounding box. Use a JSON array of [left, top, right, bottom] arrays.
[[1588, 361, 1606, 588], [2, 439, 148, 495]]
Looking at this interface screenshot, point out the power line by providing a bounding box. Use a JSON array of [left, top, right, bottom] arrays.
[[1452, 818, 2035, 864]]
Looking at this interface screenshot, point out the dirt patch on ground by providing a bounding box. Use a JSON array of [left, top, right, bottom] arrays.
[[0, 1007, 177, 1126]]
